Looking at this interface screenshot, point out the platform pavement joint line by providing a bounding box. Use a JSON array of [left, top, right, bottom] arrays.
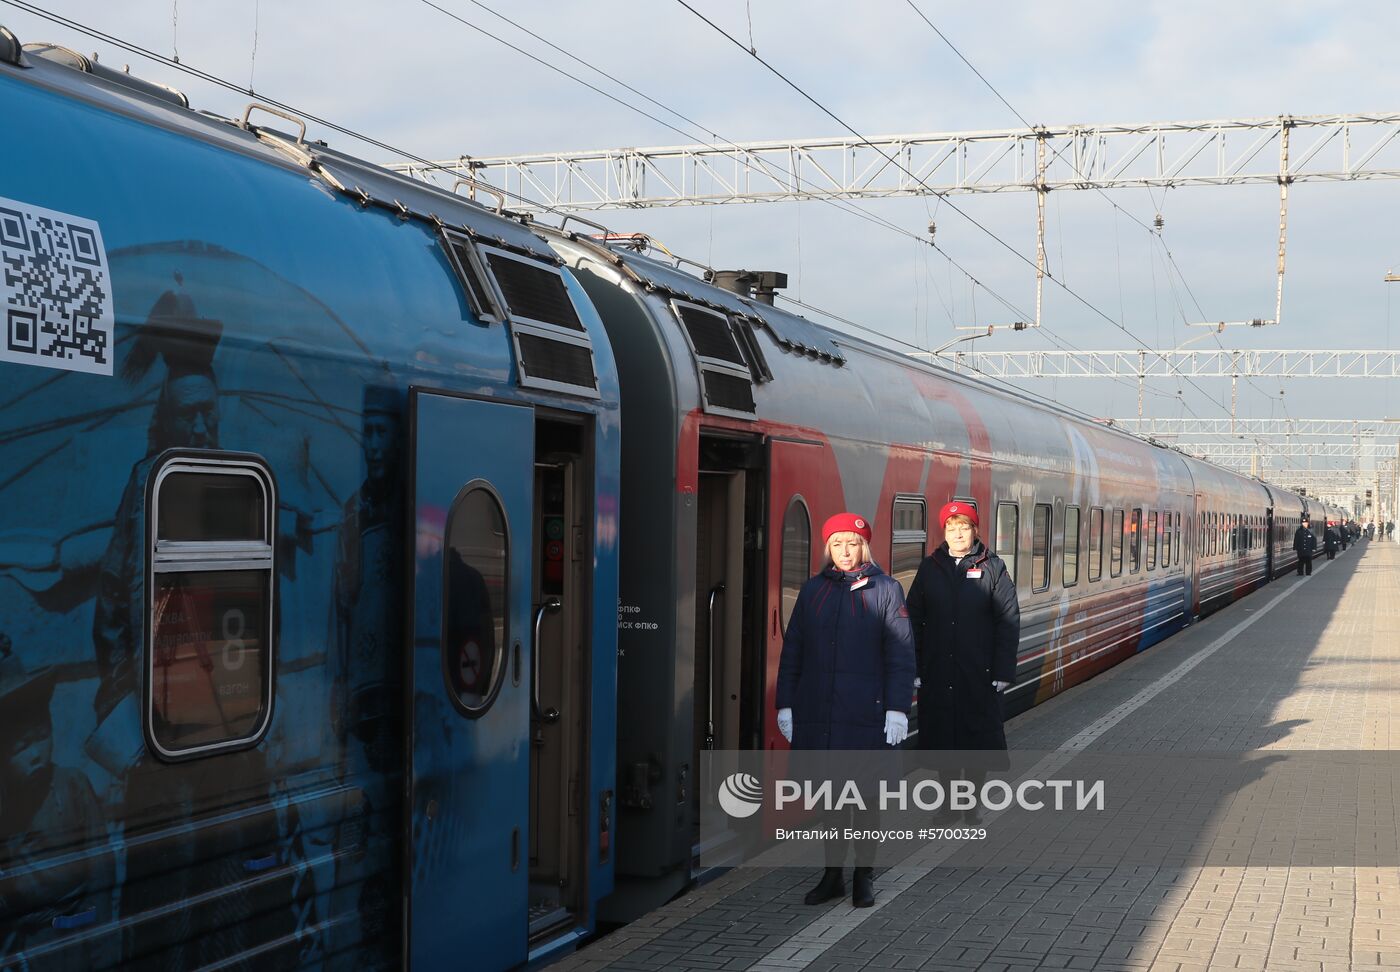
[[555, 543, 1400, 971]]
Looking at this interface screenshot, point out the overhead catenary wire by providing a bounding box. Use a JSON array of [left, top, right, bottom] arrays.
[[900, 3, 1236, 377], [778, 293, 1197, 422], [0, 3, 1070, 376], [417, 0, 1201, 400], [6, 5, 1236, 460], [413, 0, 1037, 338], [4, 0, 1076, 378], [907, 0, 1304, 461], [900, 0, 1293, 440], [673, 0, 1238, 421], [905, 3, 1293, 457]]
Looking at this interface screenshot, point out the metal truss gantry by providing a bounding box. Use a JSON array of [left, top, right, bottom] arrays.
[[394, 112, 1400, 335], [1184, 442, 1396, 460], [1108, 418, 1400, 438], [924, 349, 1400, 378], [392, 113, 1400, 208]]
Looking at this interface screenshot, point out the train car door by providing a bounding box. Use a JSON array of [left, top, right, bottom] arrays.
[[692, 433, 763, 865], [406, 390, 534, 971], [529, 418, 594, 946]]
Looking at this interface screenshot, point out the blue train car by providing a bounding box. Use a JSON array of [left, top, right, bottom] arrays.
[[0, 30, 618, 970]]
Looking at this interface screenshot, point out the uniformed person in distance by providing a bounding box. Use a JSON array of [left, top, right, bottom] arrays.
[[907, 502, 1021, 824], [1293, 517, 1316, 576], [775, 513, 916, 909]]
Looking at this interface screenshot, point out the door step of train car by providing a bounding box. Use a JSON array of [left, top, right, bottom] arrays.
[[525, 923, 589, 968], [528, 899, 574, 941], [691, 830, 745, 882]]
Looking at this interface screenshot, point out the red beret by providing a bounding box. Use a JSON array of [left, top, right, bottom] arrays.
[[822, 512, 872, 544], [939, 501, 979, 529]]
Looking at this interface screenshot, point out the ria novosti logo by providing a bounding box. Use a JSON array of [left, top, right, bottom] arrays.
[[716, 772, 763, 818]]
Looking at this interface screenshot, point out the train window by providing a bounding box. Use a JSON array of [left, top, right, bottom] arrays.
[[1110, 509, 1124, 576], [440, 228, 505, 324], [147, 456, 276, 760], [1162, 512, 1172, 567], [890, 495, 926, 595], [733, 316, 774, 383], [1231, 516, 1238, 552], [1031, 504, 1051, 592], [1063, 506, 1080, 587], [1088, 507, 1103, 581], [1147, 512, 1158, 570], [995, 502, 1019, 583], [781, 497, 811, 629], [1174, 513, 1181, 565], [442, 485, 510, 717], [1129, 509, 1142, 573]]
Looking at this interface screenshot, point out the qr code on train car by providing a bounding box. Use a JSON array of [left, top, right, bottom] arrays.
[[0, 196, 114, 376]]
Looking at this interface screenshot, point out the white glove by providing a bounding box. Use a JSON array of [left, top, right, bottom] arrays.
[[992, 681, 1011, 693], [913, 677, 922, 689], [884, 710, 908, 747], [777, 707, 793, 743]]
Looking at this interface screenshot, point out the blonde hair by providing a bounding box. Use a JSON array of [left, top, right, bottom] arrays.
[[824, 531, 873, 567]]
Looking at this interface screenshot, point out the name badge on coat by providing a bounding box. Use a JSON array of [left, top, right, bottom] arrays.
[[965, 569, 984, 579], [850, 577, 869, 591]]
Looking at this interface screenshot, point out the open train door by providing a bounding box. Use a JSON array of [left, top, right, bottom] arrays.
[[406, 390, 534, 971]]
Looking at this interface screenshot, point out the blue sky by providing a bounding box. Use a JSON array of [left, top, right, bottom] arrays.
[[7, 1, 1399, 473]]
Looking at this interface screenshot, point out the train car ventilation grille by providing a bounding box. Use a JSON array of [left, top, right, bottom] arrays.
[[465, 243, 599, 398], [515, 333, 598, 391], [485, 251, 584, 331], [701, 369, 756, 414], [671, 298, 759, 417], [674, 303, 746, 365]]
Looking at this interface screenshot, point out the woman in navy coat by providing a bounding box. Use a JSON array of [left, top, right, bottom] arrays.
[[908, 501, 1020, 807], [775, 512, 916, 909]]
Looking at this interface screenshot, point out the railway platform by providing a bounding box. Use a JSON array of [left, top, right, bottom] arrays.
[[562, 539, 1400, 972]]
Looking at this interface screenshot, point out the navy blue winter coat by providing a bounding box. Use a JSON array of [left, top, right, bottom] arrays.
[[775, 563, 916, 750], [907, 541, 1020, 752]]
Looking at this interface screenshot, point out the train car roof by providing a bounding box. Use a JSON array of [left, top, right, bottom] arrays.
[[547, 227, 1321, 504]]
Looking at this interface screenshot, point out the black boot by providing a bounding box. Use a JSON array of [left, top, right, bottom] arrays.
[[852, 867, 875, 908], [803, 866, 845, 905]]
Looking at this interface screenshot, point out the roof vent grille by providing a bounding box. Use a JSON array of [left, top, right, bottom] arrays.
[[516, 333, 597, 390], [701, 370, 756, 413], [675, 304, 746, 365], [485, 251, 583, 332]]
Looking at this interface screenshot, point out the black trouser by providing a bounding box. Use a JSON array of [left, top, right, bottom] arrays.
[[1297, 554, 1312, 575], [1327, 548, 1335, 560]]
